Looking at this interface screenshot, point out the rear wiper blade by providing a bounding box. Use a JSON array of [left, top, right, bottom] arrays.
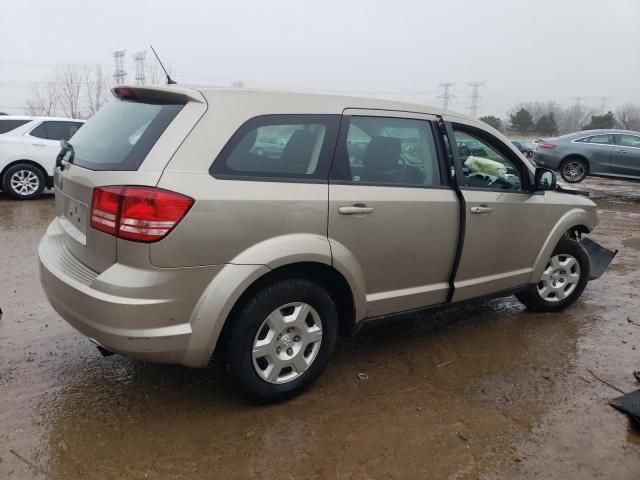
[[56, 140, 75, 170]]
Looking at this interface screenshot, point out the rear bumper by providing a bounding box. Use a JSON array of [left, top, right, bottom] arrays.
[[38, 218, 224, 366], [533, 151, 561, 170]]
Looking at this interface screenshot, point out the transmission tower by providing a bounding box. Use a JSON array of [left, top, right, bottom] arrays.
[[572, 96, 587, 106], [133, 51, 147, 85], [598, 96, 612, 114], [438, 82, 457, 111], [466, 81, 486, 118], [113, 50, 128, 85]]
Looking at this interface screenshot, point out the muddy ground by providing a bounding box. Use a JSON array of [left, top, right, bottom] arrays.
[[1, 177, 639, 479]]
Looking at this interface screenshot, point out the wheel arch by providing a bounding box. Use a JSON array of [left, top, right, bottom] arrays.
[[530, 209, 595, 282], [210, 262, 357, 364], [1, 159, 50, 187]]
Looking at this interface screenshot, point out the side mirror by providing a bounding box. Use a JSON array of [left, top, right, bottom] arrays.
[[534, 167, 556, 191]]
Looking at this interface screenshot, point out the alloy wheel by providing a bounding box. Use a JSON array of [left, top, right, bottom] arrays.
[[10, 169, 40, 196], [562, 161, 585, 182]]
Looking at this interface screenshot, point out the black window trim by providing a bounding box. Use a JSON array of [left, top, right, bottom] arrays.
[[26, 120, 83, 141], [210, 114, 342, 182], [448, 121, 534, 194], [27, 121, 48, 139], [0, 119, 32, 134], [328, 114, 453, 190]]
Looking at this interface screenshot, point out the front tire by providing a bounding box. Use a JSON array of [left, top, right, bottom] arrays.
[[2, 163, 45, 200], [516, 238, 590, 312], [560, 157, 588, 183], [226, 277, 338, 403]]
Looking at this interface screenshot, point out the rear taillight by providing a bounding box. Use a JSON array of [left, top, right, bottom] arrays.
[[538, 142, 556, 149], [90, 186, 194, 243]]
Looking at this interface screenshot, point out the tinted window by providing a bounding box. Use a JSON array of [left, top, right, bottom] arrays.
[[68, 100, 183, 171], [0, 119, 30, 134], [616, 134, 640, 148], [453, 126, 523, 191], [335, 116, 442, 186], [44, 121, 82, 141], [212, 115, 340, 179], [30, 123, 48, 139], [584, 134, 611, 145]]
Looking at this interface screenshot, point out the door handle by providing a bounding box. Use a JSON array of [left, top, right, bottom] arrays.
[[617, 150, 627, 154], [338, 204, 374, 215], [470, 205, 493, 214], [32, 142, 46, 147]]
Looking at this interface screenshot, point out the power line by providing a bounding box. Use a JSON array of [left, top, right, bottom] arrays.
[[438, 82, 456, 111], [466, 81, 486, 118]]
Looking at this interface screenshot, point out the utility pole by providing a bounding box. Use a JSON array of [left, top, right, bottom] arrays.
[[113, 50, 128, 86], [467, 81, 486, 118], [133, 51, 147, 85], [438, 82, 456, 111]]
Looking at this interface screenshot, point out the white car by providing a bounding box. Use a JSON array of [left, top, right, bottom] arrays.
[[0, 116, 85, 199]]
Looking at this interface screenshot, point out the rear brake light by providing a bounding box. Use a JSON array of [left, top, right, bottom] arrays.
[[112, 86, 137, 100], [538, 142, 556, 149], [90, 186, 194, 243]]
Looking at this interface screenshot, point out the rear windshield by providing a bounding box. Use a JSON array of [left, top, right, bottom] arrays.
[[69, 99, 183, 171]]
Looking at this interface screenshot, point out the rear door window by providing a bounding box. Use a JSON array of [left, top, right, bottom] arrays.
[[332, 116, 442, 187], [615, 134, 640, 148], [584, 134, 612, 145], [68, 99, 183, 171], [0, 119, 31, 134], [211, 115, 340, 180]]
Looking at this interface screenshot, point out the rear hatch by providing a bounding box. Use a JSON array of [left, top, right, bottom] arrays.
[[54, 86, 207, 272]]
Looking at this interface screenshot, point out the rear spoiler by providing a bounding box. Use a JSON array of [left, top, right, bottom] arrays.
[[111, 85, 206, 104]]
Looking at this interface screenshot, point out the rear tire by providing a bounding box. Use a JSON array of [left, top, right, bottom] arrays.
[[2, 163, 45, 200], [560, 157, 588, 183], [516, 238, 590, 312], [226, 277, 338, 403]]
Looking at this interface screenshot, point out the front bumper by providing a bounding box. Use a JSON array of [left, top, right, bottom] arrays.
[[582, 237, 618, 280], [38, 219, 222, 365]]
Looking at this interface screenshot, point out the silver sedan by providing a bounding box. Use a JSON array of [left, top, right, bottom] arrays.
[[534, 129, 640, 183]]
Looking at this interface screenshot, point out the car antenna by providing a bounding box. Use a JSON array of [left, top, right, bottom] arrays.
[[149, 45, 176, 85]]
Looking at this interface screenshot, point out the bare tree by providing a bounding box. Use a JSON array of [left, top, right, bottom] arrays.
[[84, 65, 110, 116], [616, 103, 640, 131], [25, 82, 59, 116], [559, 103, 594, 133], [56, 65, 83, 119]]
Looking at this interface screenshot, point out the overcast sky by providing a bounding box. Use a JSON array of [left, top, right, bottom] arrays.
[[0, 0, 638, 117]]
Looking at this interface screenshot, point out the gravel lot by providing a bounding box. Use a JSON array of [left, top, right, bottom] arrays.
[[1, 177, 639, 479]]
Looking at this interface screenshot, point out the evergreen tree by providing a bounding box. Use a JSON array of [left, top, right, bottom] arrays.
[[582, 111, 615, 130], [536, 112, 558, 136], [509, 108, 535, 133], [479, 115, 503, 131]]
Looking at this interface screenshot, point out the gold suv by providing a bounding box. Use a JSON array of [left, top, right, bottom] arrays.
[[39, 85, 607, 402]]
